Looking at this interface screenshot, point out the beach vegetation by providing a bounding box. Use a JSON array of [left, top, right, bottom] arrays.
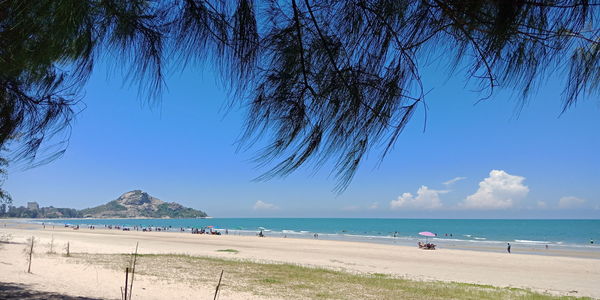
[[0, 232, 12, 244], [260, 278, 283, 284], [0, 232, 12, 251], [216, 249, 239, 253], [46, 234, 55, 254], [67, 252, 590, 300]]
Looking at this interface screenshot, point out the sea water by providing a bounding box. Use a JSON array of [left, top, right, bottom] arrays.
[[39, 218, 600, 251]]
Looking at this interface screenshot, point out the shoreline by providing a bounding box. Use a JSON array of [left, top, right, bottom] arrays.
[[1, 219, 600, 298], [9, 217, 600, 260]]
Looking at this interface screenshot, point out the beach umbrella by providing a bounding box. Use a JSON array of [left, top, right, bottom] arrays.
[[419, 231, 436, 242]]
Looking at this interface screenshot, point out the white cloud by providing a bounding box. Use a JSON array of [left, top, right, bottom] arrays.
[[368, 202, 379, 210], [460, 170, 529, 210], [558, 196, 586, 209], [443, 177, 467, 186], [536, 201, 548, 209], [253, 200, 278, 211], [390, 186, 447, 210]]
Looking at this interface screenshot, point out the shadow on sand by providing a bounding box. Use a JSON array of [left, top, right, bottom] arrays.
[[0, 282, 104, 300]]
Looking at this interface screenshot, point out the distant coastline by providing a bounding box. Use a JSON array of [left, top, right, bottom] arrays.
[[1, 216, 212, 220], [0, 190, 208, 219]]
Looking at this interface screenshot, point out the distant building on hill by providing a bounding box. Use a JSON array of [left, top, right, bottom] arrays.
[[27, 202, 39, 211]]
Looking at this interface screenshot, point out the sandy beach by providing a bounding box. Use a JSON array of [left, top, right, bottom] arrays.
[[1, 220, 599, 299]]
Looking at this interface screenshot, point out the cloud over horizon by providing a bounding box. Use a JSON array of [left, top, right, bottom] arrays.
[[558, 196, 586, 209], [390, 186, 447, 210], [253, 200, 278, 211], [460, 170, 529, 210]]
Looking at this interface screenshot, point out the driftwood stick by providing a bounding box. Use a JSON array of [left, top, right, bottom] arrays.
[[129, 242, 139, 300], [124, 267, 129, 300], [213, 270, 224, 300], [27, 236, 34, 273]]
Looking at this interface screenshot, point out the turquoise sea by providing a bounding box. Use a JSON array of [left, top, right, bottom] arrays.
[[41, 218, 600, 250]]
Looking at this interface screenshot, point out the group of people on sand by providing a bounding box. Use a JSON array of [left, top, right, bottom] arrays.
[[192, 227, 221, 235], [62, 223, 233, 235], [61, 223, 80, 230], [140, 226, 169, 232], [417, 241, 436, 250]]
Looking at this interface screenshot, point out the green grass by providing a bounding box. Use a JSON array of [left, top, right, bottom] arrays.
[[216, 249, 239, 253], [66, 253, 591, 300], [260, 278, 282, 284]]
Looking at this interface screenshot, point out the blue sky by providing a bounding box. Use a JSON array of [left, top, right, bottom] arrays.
[[4, 58, 600, 218]]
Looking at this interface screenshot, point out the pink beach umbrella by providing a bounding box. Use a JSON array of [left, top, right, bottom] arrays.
[[419, 231, 436, 242]]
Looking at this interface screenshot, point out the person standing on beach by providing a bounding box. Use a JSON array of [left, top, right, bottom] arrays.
[[507, 243, 511, 254]]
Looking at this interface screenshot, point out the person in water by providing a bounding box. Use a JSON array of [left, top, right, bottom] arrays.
[[507, 243, 511, 254]]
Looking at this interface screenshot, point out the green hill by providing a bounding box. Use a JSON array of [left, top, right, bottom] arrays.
[[79, 190, 207, 218]]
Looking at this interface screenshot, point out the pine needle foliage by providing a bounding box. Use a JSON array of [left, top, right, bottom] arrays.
[[1, 0, 599, 191]]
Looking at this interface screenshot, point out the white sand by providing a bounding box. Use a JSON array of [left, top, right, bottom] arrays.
[[1, 221, 599, 299]]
